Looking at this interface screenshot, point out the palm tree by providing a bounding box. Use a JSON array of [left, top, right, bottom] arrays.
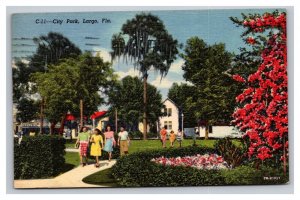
[[111, 13, 179, 139]]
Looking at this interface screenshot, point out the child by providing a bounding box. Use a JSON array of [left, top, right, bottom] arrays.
[[169, 130, 176, 147]]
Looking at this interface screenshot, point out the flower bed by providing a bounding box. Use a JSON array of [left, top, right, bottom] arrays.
[[151, 154, 229, 170]]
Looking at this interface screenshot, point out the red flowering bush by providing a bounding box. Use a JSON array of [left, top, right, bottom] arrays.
[[231, 11, 288, 166]]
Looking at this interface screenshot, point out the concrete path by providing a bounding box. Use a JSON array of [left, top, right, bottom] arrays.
[[65, 148, 79, 153], [14, 160, 116, 189]]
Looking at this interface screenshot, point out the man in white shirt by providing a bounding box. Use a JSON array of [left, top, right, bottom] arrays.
[[117, 126, 130, 156]]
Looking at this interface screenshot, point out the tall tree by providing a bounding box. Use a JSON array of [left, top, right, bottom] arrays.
[[13, 32, 82, 126], [32, 53, 116, 134], [108, 76, 164, 132], [110, 13, 179, 139], [167, 83, 198, 128], [231, 11, 288, 172], [181, 37, 234, 139], [31, 32, 81, 72]]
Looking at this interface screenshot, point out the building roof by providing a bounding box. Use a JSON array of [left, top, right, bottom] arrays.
[[163, 98, 179, 110]]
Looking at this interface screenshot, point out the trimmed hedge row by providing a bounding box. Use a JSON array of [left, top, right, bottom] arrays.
[[111, 146, 288, 187], [14, 135, 66, 179]]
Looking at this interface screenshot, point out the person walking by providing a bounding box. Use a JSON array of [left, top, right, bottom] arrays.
[[75, 126, 90, 167], [169, 130, 176, 147], [103, 125, 116, 162], [90, 128, 104, 168], [117, 126, 130, 156], [176, 129, 183, 147], [160, 125, 167, 148]]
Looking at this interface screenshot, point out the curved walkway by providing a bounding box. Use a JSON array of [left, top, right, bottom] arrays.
[[14, 160, 116, 189]]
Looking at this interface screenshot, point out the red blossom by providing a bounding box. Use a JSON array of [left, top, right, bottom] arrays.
[[232, 11, 288, 162], [232, 74, 246, 83], [246, 37, 256, 45]]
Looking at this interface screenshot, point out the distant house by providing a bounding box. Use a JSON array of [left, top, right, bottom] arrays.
[[159, 98, 180, 133], [159, 98, 243, 138]]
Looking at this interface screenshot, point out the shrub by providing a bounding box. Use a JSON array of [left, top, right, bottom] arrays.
[[111, 146, 225, 187], [214, 137, 247, 168], [221, 165, 288, 185], [14, 135, 65, 179], [129, 131, 142, 139]]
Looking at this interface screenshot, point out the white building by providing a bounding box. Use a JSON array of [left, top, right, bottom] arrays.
[[159, 98, 243, 138], [159, 98, 180, 132]]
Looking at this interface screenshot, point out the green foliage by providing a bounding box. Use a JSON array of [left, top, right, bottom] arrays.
[[14, 135, 66, 179], [13, 32, 82, 117], [31, 32, 81, 71], [111, 146, 288, 187], [15, 98, 40, 123], [221, 165, 288, 185], [111, 146, 226, 187], [181, 37, 236, 126], [108, 76, 164, 129], [214, 137, 247, 168], [111, 13, 179, 77], [168, 83, 198, 127], [32, 53, 116, 129]]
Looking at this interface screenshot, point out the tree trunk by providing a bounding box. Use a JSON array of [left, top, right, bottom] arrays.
[[39, 98, 44, 134], [59, 114, 66, 135], [283, 136, 287, 176], [205, 125, 209, 140], [143, 75, 148, 140], [50, 122, 57, 135]]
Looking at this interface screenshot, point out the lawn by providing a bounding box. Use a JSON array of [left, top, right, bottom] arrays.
[[65, 138, 221, 153], [64, 152, 80, 166], [82, 168, 120, 187], [128, 139, 216, 153]]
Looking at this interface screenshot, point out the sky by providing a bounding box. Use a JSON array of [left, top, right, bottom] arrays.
[[11, 9, 284, 103]]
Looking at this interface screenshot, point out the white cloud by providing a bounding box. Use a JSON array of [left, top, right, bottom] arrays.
[[169, 59, 184, 73], [151, 75, 193, 89], [151, 76, 175, 89], [115, 68, 141, 80], [92, 47, 112, 62]]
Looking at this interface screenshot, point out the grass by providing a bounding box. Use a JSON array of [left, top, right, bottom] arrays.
[[82, 168, 120, 187], [64, 138, 241, 154], [65, 139, 77, 149], [128, 139, 216, 153], [64, 152, 80, 166]]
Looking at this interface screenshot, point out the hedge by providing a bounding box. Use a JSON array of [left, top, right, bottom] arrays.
[[14, 135, 66, 179], [111, 146, 225, 187], [111, 146, 288, 187]]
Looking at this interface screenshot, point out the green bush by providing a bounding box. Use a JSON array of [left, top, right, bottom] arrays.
[[111, 146, 225, 187], [14, 135, 66, 179], [111, 145, 288, 187], [128, 131, 159, 139], [129, 131, 142, 139], [214, 137, 247, 168], [221, 165, 288, 185]]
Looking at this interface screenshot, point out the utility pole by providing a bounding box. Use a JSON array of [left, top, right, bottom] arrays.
[[39, 98, 44, 134], [115, 109, 118, 133]]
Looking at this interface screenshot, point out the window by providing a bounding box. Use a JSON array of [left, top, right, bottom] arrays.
[[164, 121, 172, 130], [168, 108, 172, 116], [168, 121, 172, 130]]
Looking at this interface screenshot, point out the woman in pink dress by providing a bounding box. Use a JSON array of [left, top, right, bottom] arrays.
[[103, 125, 116, 161]]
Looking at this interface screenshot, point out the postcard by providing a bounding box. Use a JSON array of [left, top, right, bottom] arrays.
[[12, 8, 289, 188]]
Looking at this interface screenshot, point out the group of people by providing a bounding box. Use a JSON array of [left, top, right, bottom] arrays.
[[160, 126, 184, 148], [75, 125, 130, 168]]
